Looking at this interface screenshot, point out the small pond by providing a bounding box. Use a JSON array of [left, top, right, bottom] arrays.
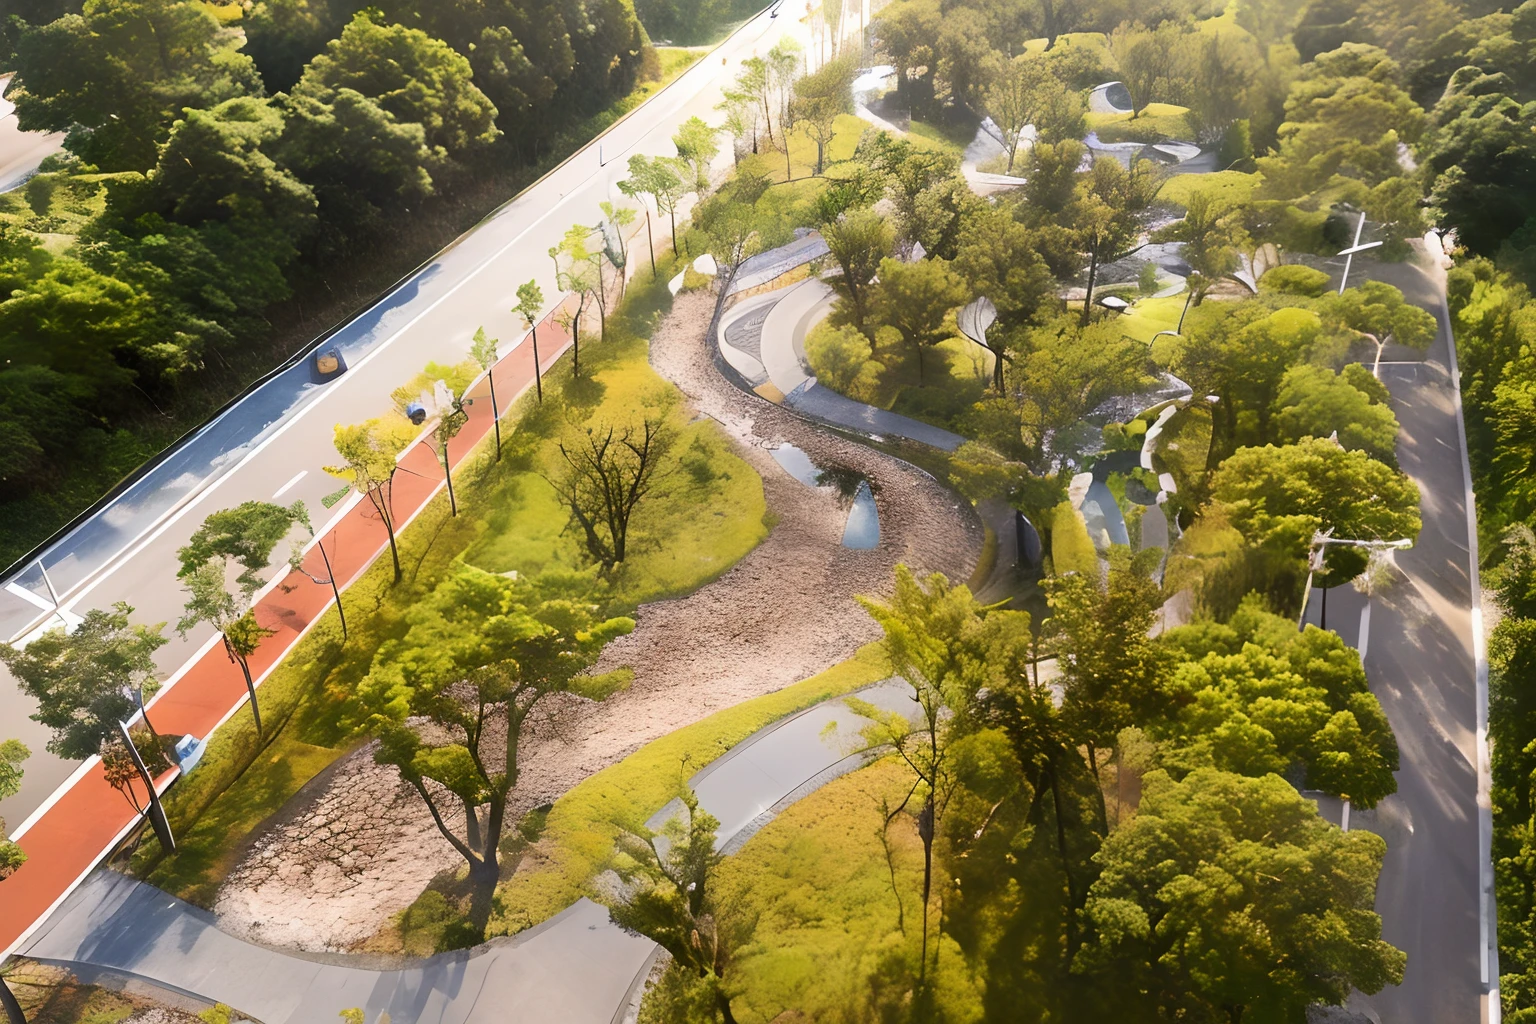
[[769, 444, 882, 550]]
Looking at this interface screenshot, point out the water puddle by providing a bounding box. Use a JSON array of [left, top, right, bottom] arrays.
[[769, 444, 881, 549], [768, 443, 823, 488], [842, 481, 880, 549]]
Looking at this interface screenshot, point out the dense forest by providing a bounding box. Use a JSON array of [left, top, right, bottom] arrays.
[[0, 0, 659, 570]]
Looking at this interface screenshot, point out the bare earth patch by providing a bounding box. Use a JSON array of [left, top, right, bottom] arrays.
[[213, 290, 982, 952]]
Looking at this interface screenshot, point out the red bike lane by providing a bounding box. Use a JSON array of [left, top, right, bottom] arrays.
[[0, 312, 574, 956]]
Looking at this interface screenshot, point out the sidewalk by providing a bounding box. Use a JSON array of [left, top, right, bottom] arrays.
[[733, 277, 966, 452], [20, 681, 919, 1024], [0, 313, 574, 958]]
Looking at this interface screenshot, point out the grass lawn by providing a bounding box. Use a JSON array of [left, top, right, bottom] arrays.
[[1086, 103, 1193, 144], [905, 114, 979, 157], [488, 645, 891, 937], [1160, 169, 1261, 212], [1115, 294, 1189, 345], [133, 256, 770, 905], [672, 758, 984, 1023]]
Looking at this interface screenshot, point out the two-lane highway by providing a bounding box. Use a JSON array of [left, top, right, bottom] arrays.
[[1341, 254, 1494, 1023]]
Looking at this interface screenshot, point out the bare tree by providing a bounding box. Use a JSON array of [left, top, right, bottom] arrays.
[[548, 405, 677, 571]]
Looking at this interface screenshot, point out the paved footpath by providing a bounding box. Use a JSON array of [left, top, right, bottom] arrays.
[[719, 276, 966, 452], [20, 681, 916, 1024]]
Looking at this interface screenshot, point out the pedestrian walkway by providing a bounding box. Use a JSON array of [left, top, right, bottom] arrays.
[[21, 681, 920, 1024], [729, 277, 966, 452], [0, 317, 575, 959], [25, 874, 649, 1024]]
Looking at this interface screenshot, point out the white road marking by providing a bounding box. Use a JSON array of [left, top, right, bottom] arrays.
[[272, 471, 307, 500], [4, 581, 52, 611]]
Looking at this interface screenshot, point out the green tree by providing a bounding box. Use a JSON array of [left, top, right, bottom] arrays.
[[0, 603, 166, 760], [1321, 280, 1437, 371], [392, 361, 475, 516], [514, 280, 546, 403], [469, 327, 505, 454], [10, 0, 262, 170], [0, 739, 27, 879], [325, 415, 418, 583], [821, 207, 894, 333], [983, 54, 1085, 172], [1422, 68, 1536, 274], [672, 114, 720, 196], [1154, 303, 1323, 448], [292, 12, 499, 157], [129, 96, 317, 247], [1209, 435, 1422, 571], [277, 87, 435, 247], [358, 564, 633, 920], [1152, 191, 1246, 305], [610, 786, 751, 1024], [859, 131, 959, 249], [1110, 21, 1187, 117], [176, 501, 308, 733], [1072, 156, 1162, 325], [793, 55, 856, 175], [805, 322, 875, 394], [868, 256, 968, 383], [766, 39, 803, 178], [1275, 363, 1401, 463], [852, 566, 1029, 987], [1044, 550, 1171, 817], [1257, 44, 1426, 201], [1175, 25, 1265, 144], [1075, 769, 1406, 1017], [1157, 601, 1399, 806], [1010, 317, 1153, 474], [622, 154, 689, 254], [599, 200, 636, 298], [953, 204, 1056, 389]]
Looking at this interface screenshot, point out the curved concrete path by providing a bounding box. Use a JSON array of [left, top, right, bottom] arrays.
[[738, 277, 966, 452], [21, 680, 918, 1024]]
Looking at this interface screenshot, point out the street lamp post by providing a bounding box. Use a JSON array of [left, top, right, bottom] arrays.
[[1300, 529, 1412, 632], [1335, 210, 1384, 295]]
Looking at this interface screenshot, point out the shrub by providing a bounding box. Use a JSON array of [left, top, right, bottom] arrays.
[[1260, 264, 1331, 298], [1218, 119, 1253, 170], [1051, 501, 1099, 576], [806, 320, 881, 400]]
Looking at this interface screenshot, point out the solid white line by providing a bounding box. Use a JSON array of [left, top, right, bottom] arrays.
[[1433, 256, 1498, 1018], [272, 470, 307, 500]]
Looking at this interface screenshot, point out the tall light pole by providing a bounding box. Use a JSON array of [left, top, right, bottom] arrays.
[[1300, 529, 1413, 632], [1336, 210, 1384, 295]]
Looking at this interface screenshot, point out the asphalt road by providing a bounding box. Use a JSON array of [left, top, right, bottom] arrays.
[[1338, 256, 1490, 1023], [0, 6, 809, 833], [0, 74, 65, 194]]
